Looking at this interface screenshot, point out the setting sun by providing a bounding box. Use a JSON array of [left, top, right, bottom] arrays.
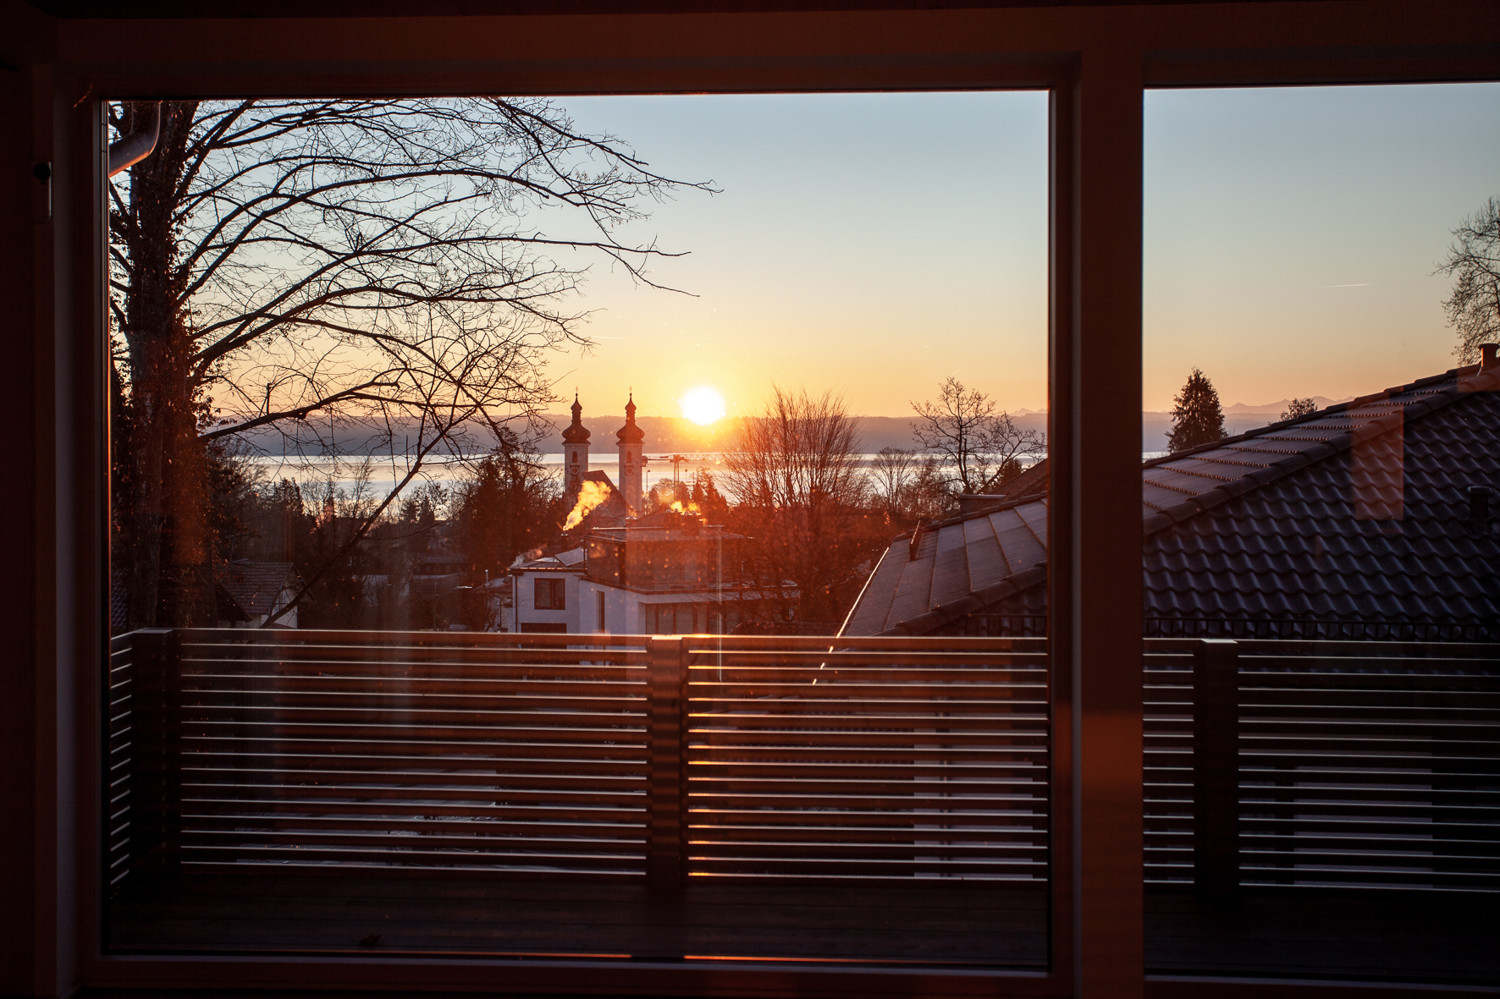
[[679, 385, 727, 426]]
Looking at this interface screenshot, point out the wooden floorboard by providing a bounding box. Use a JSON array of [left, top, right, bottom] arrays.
[[106, 871, 1499, 984], [1145, 888, 1500, 985], [106, 870, 1049, 967]]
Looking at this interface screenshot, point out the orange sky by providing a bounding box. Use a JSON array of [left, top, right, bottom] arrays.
[[545, 85, 1497, 422]]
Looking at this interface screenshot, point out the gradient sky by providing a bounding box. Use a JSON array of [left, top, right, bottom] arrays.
[[538, 84, 1497, 420]]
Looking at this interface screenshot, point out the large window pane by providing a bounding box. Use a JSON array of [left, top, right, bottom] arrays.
[[1142, 83, 1500, 984], [104, 92, 1053, 968]]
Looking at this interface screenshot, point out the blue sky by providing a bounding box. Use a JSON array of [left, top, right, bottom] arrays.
[[543, 84, 1498, 419]]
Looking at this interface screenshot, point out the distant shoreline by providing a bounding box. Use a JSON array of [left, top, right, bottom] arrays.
[[231, 400, 1338, 459]]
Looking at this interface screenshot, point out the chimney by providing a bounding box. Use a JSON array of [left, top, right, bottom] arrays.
[[1481, 344, 1498, 372]]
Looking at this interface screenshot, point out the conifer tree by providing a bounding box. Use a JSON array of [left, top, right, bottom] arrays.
[[1166, 368, 1227, 453]]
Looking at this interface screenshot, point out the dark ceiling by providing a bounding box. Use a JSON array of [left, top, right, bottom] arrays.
[[21, 0, 1309, 18]]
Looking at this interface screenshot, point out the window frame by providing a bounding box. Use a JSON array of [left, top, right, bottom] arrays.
[[26, 4, 1500, 998], [534, 577, 567, 611]]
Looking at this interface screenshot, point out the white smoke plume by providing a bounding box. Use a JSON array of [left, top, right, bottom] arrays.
[[562, 480, 611, 531]]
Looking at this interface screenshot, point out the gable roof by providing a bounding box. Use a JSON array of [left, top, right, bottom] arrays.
[[568, 469, 630, 526], [218, 561, 300, 618], [841, 361, 1500, 640]]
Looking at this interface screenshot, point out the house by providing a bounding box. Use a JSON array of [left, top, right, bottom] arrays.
[[843, 356, 1500, 640], [509, 545, 588, 633], [215, 560, 301, 629], [513, 510, 774, 634]]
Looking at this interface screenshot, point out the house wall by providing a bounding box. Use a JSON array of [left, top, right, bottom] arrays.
[[579, 579, 633, 633], [512, 569, 583, 632]]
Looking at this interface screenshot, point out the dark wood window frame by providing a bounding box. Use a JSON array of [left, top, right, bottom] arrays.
[[12, 3, 1498, 998], [534, 577, 567, 611]]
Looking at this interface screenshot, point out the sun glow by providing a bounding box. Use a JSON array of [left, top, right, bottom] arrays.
[[680, 385, 727, 426]]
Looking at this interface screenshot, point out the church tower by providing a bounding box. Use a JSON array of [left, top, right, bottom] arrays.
[[561, 393, 590, 498], [616, 393, 646, 517]]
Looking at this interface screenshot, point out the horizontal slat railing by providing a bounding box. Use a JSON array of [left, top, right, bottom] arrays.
[[106, 630, 141, 887], [1145, 638, 1500, 893], [171, 629, 653, 876], [109, 630, 1497, 898], [682, 636, 1051, 882]]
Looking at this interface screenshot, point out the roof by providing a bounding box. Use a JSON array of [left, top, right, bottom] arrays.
[[842, 361, 1500, 640], [515, 547, 588, 572], [567, 470, 629, 525], [218, 561, 299, 617]]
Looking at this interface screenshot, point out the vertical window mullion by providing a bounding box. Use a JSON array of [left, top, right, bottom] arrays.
[[1059, 44, 1146, 998]]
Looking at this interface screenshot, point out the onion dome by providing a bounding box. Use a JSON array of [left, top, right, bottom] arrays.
[[562, 393, 590, 444], [616, 393, 645, 444]]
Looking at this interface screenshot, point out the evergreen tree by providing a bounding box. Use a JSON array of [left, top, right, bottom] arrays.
[[1166, 368, 1227, 453], [690, 470, 731, 522], [452, 430, 559, 579]]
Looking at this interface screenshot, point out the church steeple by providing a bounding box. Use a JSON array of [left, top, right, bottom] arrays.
[[616, 392, 646, 517], [562, 392, 590, 497], [562, 393, 591, 444]]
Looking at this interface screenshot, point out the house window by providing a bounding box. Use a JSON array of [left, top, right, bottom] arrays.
[[534, 577, 566, 610]]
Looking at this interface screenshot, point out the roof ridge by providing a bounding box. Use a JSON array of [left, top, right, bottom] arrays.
[[1141, 366, 1499, 535]]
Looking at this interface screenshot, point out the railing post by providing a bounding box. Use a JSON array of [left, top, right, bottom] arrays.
[[1193, 638, 1240, 900], [646, 636, 688, 897], [131, 628, 183, 876]]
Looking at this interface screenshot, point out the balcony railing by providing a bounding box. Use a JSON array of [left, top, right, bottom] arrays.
[[106, 629, 1498, 899], [107, 630, 1050, 892]]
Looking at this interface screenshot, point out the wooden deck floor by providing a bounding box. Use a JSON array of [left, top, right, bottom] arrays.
[[106, 870, 1049, 968], [1145, 888, 1500, 985], [107, 871, 1500, 986]]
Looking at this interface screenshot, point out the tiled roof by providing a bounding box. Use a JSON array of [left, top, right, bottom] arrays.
[[219, 561, 299, 617], [841, 363, 1500, 640]]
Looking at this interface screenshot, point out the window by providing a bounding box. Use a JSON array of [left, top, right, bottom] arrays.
[[534, 577, 567, 610], [17, 5, 1497, 999], [1142, 83, 1500, 982], [98, 87, 1053, 975]]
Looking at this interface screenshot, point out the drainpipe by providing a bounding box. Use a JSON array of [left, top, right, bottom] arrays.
[[108, 101, 162, 177]]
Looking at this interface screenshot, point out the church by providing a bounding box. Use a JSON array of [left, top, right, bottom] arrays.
[[510, 394, 778, 635], [556, 391, 646, 529]]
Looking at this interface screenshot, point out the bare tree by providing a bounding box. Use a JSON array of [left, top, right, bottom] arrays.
[[910, 376, 1045, 497], [869, 446, 917, 515], [721, 387, 877, 628], [1438, 196, 1500, 363], [109, 98, 707, 627]]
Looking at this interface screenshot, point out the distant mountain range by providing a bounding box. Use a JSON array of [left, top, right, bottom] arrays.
[[230, 397, 1350, 456]]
